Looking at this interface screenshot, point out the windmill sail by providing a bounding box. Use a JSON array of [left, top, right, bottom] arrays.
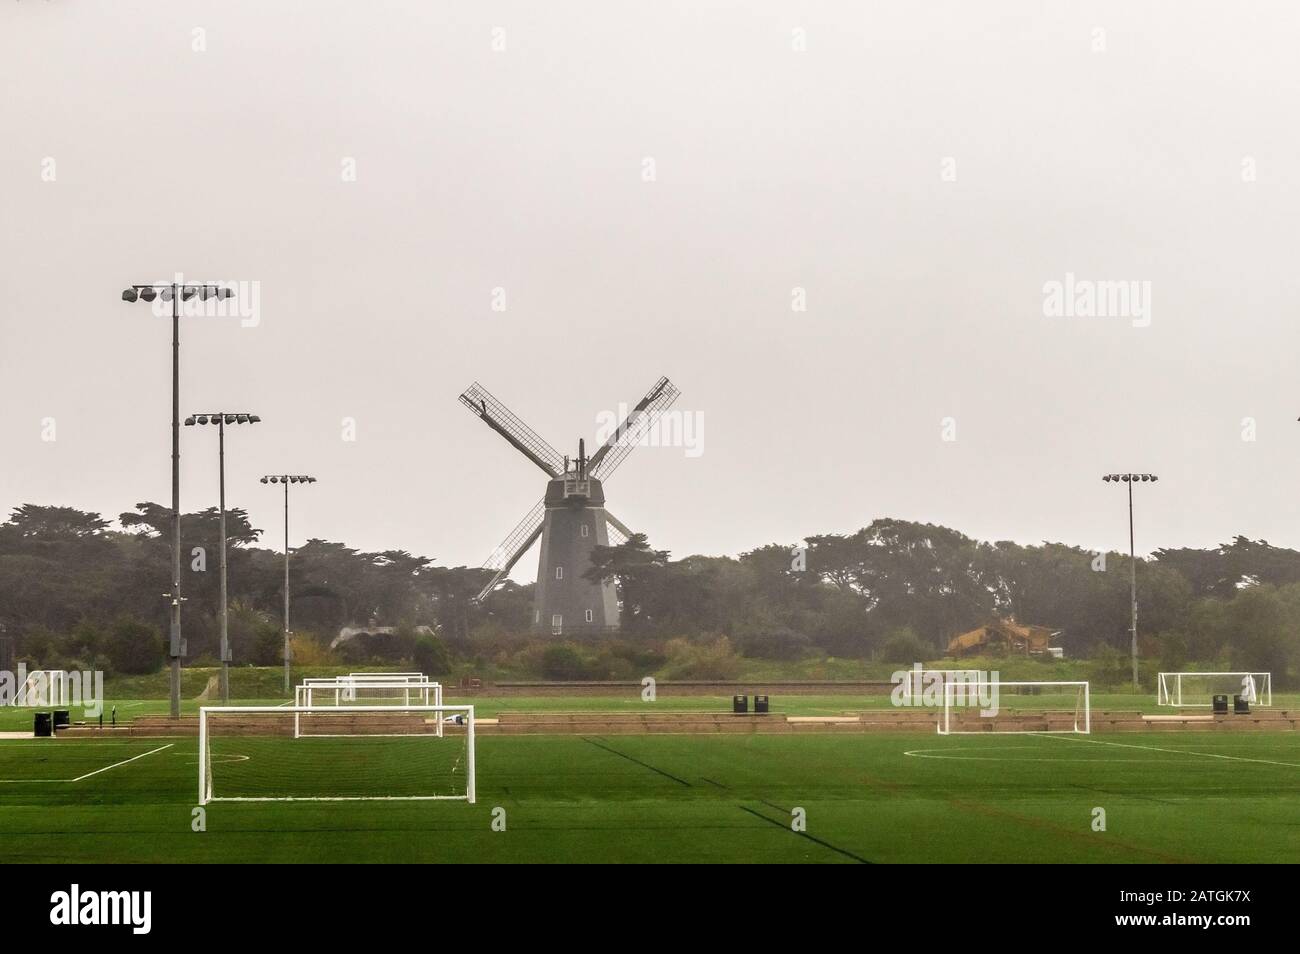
[[459, 382, 565, 478], [588, 376, 681, 480], [474, 497, 545, 602]]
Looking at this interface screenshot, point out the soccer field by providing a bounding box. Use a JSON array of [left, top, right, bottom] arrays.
[[1, 729, 1297, 863]]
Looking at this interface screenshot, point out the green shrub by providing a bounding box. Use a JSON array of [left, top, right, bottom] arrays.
[[878, 628, 932, 664], [412, 633, 452, 676], [660, 636, 742, 680], [105, 616, 165, 675], [541, 643, 592, 680]]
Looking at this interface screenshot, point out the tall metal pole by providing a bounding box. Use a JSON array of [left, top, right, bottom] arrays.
[[283, 479, 291, 694], [169, 285, 182, 720], [218, 417, 230, 703], [1128, 478, 1138, 690]]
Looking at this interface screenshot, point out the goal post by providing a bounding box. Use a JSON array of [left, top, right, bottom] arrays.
[[1157, 672, 1272, 707], [937, 680, 1090, 735], [346, 672, 426, 682], [295, 678, 444, 736], [10, 670, 71, 707], [199, 705, 474, 806]]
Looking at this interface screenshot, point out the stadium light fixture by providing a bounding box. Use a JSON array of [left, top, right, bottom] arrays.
[[1101, 472, 1159, 690], [186, 411, 261, 704], [261, 474, 319, 693], [121, 281, 236, 719]]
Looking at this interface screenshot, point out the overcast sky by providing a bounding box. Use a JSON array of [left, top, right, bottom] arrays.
[[4, 2, 1300, 580]]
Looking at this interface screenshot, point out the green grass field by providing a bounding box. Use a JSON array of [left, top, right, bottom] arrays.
[[9, 690, 1295, 732], [1, 701, 1297, 863]]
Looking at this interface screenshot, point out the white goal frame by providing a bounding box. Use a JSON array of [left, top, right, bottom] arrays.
[[347, 672, 426, 682], [294, 679, 444, 737], [937, 680, 1090, 735], [198, 704, 475, 806], [1157, 672, 1272, 707], [295, 679, 442, 706], [10, 670, 72, 707]]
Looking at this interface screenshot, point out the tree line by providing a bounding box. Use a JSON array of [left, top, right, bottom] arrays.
[[0, 504, 1296, 681]]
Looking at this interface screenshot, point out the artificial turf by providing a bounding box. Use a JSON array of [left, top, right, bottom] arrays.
[[0, 726, 1296, 863]]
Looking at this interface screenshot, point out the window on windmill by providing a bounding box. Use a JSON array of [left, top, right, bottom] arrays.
[[551, 614, 563, 635], [533, 610, 540, 624], [555, 566, 563, 580], [580, 524, 589, 538], [585, 609, 594, 623]]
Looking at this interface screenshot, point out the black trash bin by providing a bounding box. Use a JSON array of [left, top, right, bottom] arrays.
[[732, 694, 748, 714], [754, 694, 770, 714], [1233, 694, 1251, 714], [1212, 694, 1229, 714], [33, 712, 52, 737], [52, 710, 70, 731]]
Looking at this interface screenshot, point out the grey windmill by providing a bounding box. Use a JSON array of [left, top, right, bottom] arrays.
[[459, 376, 680, 634]]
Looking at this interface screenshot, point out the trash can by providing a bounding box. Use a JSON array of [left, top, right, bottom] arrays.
[[52, 710, 70, 731], [33, 712, 52, 738], [732, 694, 748, 714], [754, 694, 770, 714], [1233, 694, 1251, 715], [1212, 694, 1229, 714]]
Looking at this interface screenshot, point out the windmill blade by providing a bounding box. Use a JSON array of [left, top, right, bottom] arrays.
[[588, 376, 681, 480], [474, 497, 545, 603], [459, 382, 564, 478], [604, 511, 634, 545]]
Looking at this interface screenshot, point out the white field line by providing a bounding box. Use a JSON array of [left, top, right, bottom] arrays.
[[1037, 733, 1300, 768], [902, 747, 1210, 763], [71, 743, 174, 780], [0, 740, 149, 745], [0, 742, 174, 783]]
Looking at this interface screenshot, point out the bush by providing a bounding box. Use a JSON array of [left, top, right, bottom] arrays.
[[288, 633, 338, 667], [738, 629, 811, 661], [878, 628, 932, 664], [412, 634, 451, 676], [105, 616, 165, 675], [250, 624, 284, 667], [1087, 642, 1129, 690], [541, 643, 592, 680], [660, 636, 742, 680]]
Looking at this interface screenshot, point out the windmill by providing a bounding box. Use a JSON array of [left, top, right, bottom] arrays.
[[459, 376, 680, 634]]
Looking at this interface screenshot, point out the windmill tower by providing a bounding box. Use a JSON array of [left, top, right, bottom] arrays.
[[458, 376, 680, 634]]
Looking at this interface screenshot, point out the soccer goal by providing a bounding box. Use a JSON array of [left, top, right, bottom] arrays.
[[1157, 672, 1272, 707], [10, 670, 71, 706], [347, 672, 426, 682], [296, 680, 440, 703], [295, 678, 443, 708], [295, 679, 444, 736], [937, 680, 1090, 735], [198, 705, 474, 805]]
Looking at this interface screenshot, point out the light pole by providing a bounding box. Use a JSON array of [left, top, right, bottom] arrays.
[[186, 413, 261, 702], [1102, 473, 1158, 690], [261, 475, 318, 694], [122, 282, 234, 719]]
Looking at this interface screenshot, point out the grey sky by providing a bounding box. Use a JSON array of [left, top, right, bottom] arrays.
[[3, 2, 1299, 582]]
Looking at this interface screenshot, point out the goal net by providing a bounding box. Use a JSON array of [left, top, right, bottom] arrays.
[[1157, 672, 1272, 707], [296, 677, 442, 714], [9, 670, 71, 707], [937, 680, 1090, 735], [199, 705, 475, 805], [347, 672, 426, 682], [293, 681, 444, 737]]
